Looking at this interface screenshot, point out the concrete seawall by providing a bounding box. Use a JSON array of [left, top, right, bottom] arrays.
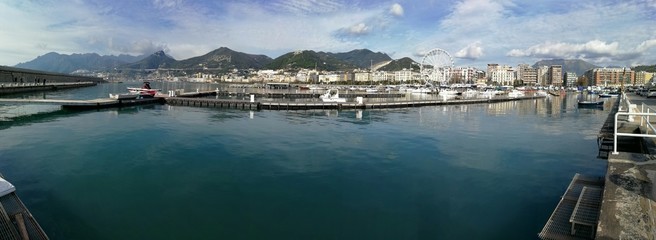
[[0, 82, 97, 95], [0, 66, 104, 84]]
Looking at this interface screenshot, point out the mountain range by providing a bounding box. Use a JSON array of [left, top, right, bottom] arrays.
[[15, 47, 604, 76], [15, 52, 147, 74]]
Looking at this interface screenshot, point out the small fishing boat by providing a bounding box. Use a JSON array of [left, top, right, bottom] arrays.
[[127, 88, 159, 98], [320, 89, 347, 103], [507, 90, 525, 98], [109, 93, 139, 100], [598, 91, 619, 98], [577, 100, 604, 108]]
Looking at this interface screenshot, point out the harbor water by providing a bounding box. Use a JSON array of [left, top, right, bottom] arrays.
[[0, 83, 609, 239]]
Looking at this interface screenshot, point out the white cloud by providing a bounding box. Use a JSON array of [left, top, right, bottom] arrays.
[[637, 39, 656, 52], [454, 42, 484, 60], [506, 40, 621, 59], [348, 23, 369, 35], [1, 0, 655, 68], [270, 0, 343, 15], [153, 0, 183, 9], [390, 3, 404, 17]]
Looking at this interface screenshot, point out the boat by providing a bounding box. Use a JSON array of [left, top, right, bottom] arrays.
[[548, 90, 560, 96], [411, 87, 433, 94], [578, 100, 604, 108], [507, 90, 525, 98], [598, 91, 619, 98], [109, 93, 139, 100], [127, 87, 159, 97], [461, 89, 478, 97], [320, 89, 347, 103], [438, 89, 458, 96]]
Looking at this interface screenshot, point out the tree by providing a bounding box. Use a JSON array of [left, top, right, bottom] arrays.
[[577, 75, 588, 86]]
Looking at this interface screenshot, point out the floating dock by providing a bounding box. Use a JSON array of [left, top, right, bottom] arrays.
[[165, 95, 546, 110], [0, 90, 546, 111]]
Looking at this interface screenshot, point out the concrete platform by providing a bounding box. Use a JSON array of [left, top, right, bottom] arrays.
[[596, 121, 656, 240]]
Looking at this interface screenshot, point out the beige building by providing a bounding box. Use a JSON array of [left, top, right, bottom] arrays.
[[487, 64, 515, 85], [584, 68, 635, 86], [517, 64, 537, 85], [635, 71, 654, 85], [548, 65, 563, 86]]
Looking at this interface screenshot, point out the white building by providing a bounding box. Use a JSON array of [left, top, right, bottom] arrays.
[[394, 69, 414, 82], [487, 64, 515, 85]]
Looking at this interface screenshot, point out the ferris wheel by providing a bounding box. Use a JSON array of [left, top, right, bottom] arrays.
[[420, 48, 454, 86]]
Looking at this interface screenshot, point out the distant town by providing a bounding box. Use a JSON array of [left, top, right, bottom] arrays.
[[9, 48, 656, 88]]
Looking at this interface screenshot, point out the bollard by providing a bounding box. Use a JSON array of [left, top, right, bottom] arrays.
[[196, 88, 199, 93], [250, 94, 255, 103]]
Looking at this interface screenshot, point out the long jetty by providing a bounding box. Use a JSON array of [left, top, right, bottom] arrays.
[[154, 90, 547, 110], [0, 82, 98, 95], [0, 89, 547, 110]]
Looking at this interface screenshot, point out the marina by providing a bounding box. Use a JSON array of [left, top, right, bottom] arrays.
[[0, 82, 654, 239], [0, 82, 616, 239]]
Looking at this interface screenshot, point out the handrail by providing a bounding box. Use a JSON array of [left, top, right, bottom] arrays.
[[641, 103, 656, 134], [613, 112, 656, 155]]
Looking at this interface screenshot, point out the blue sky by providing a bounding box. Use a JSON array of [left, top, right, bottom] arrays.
[[1, 0, 655, 69]]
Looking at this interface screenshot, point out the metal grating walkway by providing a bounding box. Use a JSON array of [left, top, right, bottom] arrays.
[[0, 193, 49, 240], [539, 174, 604, 240]]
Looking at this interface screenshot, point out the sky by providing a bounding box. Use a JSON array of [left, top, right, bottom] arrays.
[[1, 0, 655, 69]]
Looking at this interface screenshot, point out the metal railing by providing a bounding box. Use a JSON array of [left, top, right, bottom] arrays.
[[612, 93, 656, 154]]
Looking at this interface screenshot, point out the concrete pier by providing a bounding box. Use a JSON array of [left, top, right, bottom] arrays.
[[540, 93, 656, 240], [596, 120, 656, 239], [0, 66, 103, 84], [0, 82, 97, 95]]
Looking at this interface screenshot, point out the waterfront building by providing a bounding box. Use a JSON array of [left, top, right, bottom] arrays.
[[584, 68, 635, 86], [548, 65, 563, 87], [537, 66, 550, 86], [635, 71, 654, 86], [475, 70, 487, 85], [487, 64, 515, 85], [394, 69, 414, 83], [564, 72, 577, 87], [451, 67, 478, 84], [517, 64, 538, 86], [354, 72, 370, 83], [318, 73, 343, 83], [371, 71, 394, 82]]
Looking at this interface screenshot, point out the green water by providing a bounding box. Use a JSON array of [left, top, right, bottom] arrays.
[[0, 84, 609, 239]]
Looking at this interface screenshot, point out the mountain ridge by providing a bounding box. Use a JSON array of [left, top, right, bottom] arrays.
[[15, 49, 606, 77]]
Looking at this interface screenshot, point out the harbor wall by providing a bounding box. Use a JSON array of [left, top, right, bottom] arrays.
[[0, 66, 104, 84]]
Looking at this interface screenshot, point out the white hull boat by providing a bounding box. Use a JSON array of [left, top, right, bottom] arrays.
[[320, 89, 347, 103]]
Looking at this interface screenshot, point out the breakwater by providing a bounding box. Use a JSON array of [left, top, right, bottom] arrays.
[[0, 66, 104, 85]]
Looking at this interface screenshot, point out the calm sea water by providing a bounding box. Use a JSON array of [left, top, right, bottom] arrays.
[[0, 83, 609, 239]]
